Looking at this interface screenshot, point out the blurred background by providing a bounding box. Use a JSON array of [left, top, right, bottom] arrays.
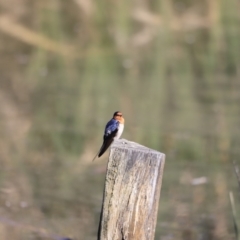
[[0, 0, 240, 239]]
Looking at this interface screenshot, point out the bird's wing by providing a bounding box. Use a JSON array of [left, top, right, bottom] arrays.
[[104, 119, 119, 136], [92, 119, 119, 162], [98, 129, 118, 157]]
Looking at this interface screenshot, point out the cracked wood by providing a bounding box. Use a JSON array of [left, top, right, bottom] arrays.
[[98, 139, 165, 240]]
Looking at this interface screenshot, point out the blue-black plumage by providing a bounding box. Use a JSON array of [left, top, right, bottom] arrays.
[[92, 111, 124, 161]]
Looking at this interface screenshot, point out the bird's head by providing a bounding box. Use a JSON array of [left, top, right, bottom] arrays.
[[113, 111, 124, 124]]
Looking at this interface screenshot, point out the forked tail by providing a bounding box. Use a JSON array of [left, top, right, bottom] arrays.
[[92, 138, 114, 161]]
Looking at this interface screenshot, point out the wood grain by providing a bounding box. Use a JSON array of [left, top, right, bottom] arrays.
[[98, 139, 165, 240]]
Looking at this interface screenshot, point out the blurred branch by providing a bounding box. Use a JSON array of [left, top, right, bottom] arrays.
[[72, 0, 94, 16], [233, 161, 240, 195], [130, 8, 211, 47], [132, 8, 211, 30], [0, 15, 75, 58], [132, 9, 161, 26], [0, 15, 117, 59], [229, 191, 239, 240]]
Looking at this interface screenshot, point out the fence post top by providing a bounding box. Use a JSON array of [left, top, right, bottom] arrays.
[[111, 138, 165, 156]]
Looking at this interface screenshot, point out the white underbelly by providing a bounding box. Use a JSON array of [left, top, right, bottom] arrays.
[[114, 124, 124, 139]]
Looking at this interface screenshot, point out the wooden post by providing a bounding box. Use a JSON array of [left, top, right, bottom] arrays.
[[98, 139, 165, 240]]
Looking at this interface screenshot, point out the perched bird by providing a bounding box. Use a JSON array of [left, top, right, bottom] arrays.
[[92, 111, 124, 161]]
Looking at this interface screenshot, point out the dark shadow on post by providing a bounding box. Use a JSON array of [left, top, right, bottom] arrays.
[[98, 139, 165, 240]]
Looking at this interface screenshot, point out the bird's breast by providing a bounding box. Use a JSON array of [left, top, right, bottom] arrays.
[[114, 124, 124, 139]]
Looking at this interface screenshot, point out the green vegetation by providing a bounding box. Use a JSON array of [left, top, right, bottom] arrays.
[[0, 0, 239, 239]]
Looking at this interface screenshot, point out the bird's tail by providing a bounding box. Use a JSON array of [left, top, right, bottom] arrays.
[[92, 152, 99, 162], [92, 142, 104, 162], [92, 129, 118, 162], [98, 138, 114, 158], [92, 138, 114, 161]]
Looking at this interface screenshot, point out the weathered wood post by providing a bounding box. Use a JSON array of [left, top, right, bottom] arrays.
[[98, 139, 165, 240]]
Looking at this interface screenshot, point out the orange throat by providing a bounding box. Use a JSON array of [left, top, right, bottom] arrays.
[[118, 117, 125, 124]]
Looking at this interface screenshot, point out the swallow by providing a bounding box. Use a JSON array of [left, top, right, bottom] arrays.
[[92, 111, 124, 161]]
